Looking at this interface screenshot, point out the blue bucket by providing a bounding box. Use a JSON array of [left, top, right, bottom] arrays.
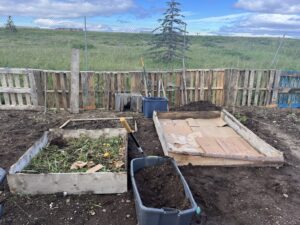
[[142, 97, 168, 118]]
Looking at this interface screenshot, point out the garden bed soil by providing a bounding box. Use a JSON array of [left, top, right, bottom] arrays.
[[171, 101, 221, 111], [62, 119, 135, 130], [0, 105, 300, 225], [135, 159, 190, 210]]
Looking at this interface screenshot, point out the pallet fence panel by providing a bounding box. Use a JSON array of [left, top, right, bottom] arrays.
[[0, 73, 10, 105], [1, 68, 297, 111]]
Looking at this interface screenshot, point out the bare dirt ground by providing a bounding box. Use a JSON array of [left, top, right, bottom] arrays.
[[0, 103, 299, 225]]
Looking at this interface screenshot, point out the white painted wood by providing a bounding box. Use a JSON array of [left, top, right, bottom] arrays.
[[0, 87, 31, 93], [0, 105, 43, 111], [59, 117, 138, 132], [8, 129, 128, 195], [9, 132, 49, 174]]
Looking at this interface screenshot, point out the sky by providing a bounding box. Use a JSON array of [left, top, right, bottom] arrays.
[[0, 0, 300, 38]]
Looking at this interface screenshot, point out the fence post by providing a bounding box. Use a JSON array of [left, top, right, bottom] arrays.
[[70, 49, 80, 113]]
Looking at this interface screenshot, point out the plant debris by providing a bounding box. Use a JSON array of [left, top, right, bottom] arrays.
[[23, 135, 125, 173]]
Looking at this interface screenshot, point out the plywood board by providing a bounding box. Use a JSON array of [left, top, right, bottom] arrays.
[[153, 111, 284, 166]]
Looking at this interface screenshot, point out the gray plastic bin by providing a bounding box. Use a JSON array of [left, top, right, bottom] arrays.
[[130, 156, 198, 225]]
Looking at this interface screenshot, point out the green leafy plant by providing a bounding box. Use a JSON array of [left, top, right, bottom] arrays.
[[23, 135, 125, 173]]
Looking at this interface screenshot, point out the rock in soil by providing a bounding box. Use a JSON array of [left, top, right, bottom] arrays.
[[135, 159, 190, 210]]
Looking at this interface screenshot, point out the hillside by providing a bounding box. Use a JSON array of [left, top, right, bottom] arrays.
[[0, 28, 300, 71]]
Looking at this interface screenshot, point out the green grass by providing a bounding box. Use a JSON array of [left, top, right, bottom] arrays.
[[1, 28, 300, 71]]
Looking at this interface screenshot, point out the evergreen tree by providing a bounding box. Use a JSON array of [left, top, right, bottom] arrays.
[[5, 16, 17, 32], [149, 0, 188, 63]]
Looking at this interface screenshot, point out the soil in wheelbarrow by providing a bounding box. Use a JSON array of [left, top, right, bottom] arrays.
[[135, 160, 190, 210]]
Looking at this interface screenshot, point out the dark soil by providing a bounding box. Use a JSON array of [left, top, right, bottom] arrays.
[[0, 105, 300, 225], [63, 119, 135, 130], [171, 101, 221, 111], [135, 159, 190, 210]]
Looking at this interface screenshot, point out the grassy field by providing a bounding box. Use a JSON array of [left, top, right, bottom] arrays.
[[1, 28, 300, 71]]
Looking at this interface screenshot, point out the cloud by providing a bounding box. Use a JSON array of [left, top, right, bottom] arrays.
[[33, 18, 112, 31], [0, 0, 135, 18], [189, 13, 300, 37], [235, 0, 300, 14], [33, 18, 151, 33], [219, 13, 300, 37]]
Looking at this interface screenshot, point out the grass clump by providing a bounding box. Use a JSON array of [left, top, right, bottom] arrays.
[[23, 135, 125, 173]]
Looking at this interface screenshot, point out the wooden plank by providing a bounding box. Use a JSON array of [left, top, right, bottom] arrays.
[[176, 72, 181, 106], [271, 70, 281, 105], [14, 74, 23, 105], [0, 87, 31, 93], [6, 74, 16, 105], [23, 74, 32, 105], [0, 68, 27, 74], [52, 72, 60, 109], [232, 69, 240, 106], [200, 70, 205, 100], [70, 49, 80, 113], [221, 109, 284, 163], [33, 70, 44, 106], [0, 105, 43, 111], [156, 111, 221, 120], [258, 70, 267, 106], [153, 111, 170, 156], [168, 152, 270, 166], [194, 70, 199, 101], [254, 70, 262, 106], [28, 70, 38, 106], [247, 70, 255, 106], [60, 72, 68, 110], [242, 70, 249, 106], [81, 72, 96, 110], [207, 70, 213, 103], [0, 73, 10, 105], [265, 70, 275, 105]]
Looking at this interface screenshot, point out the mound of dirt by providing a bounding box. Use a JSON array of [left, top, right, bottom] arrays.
[[135, 159, 190, 210], [171, 101, 221, 111]]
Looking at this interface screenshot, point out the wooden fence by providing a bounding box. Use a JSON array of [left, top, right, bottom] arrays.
[[0, 68, 292, 111]]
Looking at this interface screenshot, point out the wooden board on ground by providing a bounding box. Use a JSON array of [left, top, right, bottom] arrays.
[[7, 129, 128, 195], [153, 110, 284, 166]]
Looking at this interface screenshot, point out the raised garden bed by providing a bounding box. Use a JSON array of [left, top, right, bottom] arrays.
[[60, 117, 137, 132], [7, 128, 128, 195], [131, 156, 198, 225]]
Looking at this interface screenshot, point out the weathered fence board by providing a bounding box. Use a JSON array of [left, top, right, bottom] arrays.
[[0, 69, 40, 110], [1, 68, 299, 110]]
